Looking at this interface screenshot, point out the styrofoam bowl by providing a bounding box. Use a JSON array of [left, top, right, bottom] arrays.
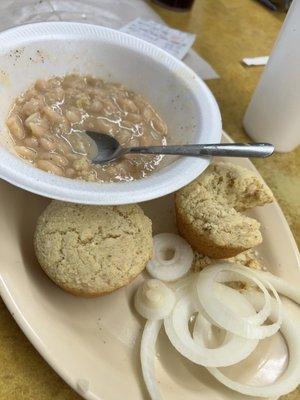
[[0, 22, 221, 205]]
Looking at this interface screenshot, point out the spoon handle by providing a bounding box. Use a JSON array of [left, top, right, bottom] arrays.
[[128, 143, 274, 158]]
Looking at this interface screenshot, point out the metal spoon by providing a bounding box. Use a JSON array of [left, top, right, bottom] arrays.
[[85, 131, 274, 164]]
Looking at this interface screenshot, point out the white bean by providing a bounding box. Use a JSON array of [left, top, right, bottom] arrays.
[[67, 153, 81, 161], [24, 137, 39, 148], [83, 117, 97, 130], [75, 93, 90, 109], [25, 87, 39, 99], [66, 109, 82, 124], [39, 152, 69, 167], [36, 160, 63, 176], [120, 120, 134, 130], [52, 121, 71, 135], [72, 157, 90, 172], [102, 100, 118, 115], [6, 115, 25, 140], [56, 143, 70, 156], [96, 118, 114, 134], [143, 106, 156, 122], [23, 98, 43, 116], [65, 168, 76, 178], [45, 88, 64, 104], [25, 112, 42, 127], [63, 75, 86, 90], [43, 106, 64, 123], [28, 122, 49, 137], [133, 94, 147, 110], [39, 137, 57, 151], [88, 100, 103, 113], [117, 98, 138, 113], [15, 146, 37, 161], [35, 79, 48, 92], [25, 113, 49, 137], [126, 113, 142, 124], [48, 77, 63, 89], [151, 117, 167, 136]]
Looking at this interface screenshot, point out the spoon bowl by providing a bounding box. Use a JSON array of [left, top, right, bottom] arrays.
[[87, 131, 125, 163]]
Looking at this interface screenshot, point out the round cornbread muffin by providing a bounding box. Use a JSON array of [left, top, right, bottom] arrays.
[[175, 162, 273, 259], [34, 201, 152, 297]]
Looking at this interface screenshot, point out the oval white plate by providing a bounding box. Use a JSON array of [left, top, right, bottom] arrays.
[[0, 132, 299, 400]]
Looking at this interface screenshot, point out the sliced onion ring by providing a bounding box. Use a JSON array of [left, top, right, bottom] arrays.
[[216, 268, 283, 326], [193, 283, 258, 348], [250, 269, 300, 305], [135, 279, 175, 320], [207, 292, 300, 398], [196, 263, 282, 339], [164, 289, 259, 367], [141, 320, 163, 400], [193, 313, 219, 347], [147, 233, 193, 282]]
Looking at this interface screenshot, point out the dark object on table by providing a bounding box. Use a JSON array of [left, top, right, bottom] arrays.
[[274, 0, 293, 10], [257, 0, 292, 11], [152, 0, 195, 11], [258, 0, 277, 10]]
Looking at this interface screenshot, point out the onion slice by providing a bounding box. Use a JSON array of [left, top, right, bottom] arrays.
[[207, 292, 300, 398], [164, 289, 259, 367], [250, 269, 300, 305], [147, 233, 193, 281], [141, 320, 163, 400], [135, 279, 175, 320], [196, 263, 282, 339], [193, 313, 224, 348], [193, 283, 257, 348]]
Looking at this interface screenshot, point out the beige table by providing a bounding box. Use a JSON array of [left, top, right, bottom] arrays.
[[0, 0, 299, 399]]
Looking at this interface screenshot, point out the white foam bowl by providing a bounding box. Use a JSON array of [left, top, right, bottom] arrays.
[[0, 22, 221, 205]]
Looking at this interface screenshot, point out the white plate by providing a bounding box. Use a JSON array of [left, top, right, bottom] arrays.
[[0, 132, 299, 400]]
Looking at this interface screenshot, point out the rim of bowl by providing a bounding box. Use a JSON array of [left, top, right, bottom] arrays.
[[0, 21, 222, 205]]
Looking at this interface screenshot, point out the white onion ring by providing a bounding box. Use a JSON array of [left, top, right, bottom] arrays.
[[251, 270, 300, 305], [141, 320, 163, 400], [197, 263, 272, 328], [196, 263, 282, 339], [215, 269, 272, 326], [193, 313, 218, 347], [164, 290, 259, 367], [147, 233, 193, 281], [193, 283, 258, 348], [135, 279, 175, 320], [207, 292, 300, 398]]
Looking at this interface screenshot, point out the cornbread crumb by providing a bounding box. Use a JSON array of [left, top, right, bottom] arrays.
[[34, 201, 152, 297], [175, 162, 273, 259], [192, 248, 264, 272]]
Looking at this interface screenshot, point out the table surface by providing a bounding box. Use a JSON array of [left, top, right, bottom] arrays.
[[0, 1, 299, 399]]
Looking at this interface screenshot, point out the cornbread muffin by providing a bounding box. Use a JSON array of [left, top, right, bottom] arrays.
[[34, 201, 152, 297], [175, 162, 273, 259]]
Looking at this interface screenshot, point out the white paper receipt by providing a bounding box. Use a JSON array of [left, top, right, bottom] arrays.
[[121, 18, 196, 60], [242, 56, 269, 66]]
